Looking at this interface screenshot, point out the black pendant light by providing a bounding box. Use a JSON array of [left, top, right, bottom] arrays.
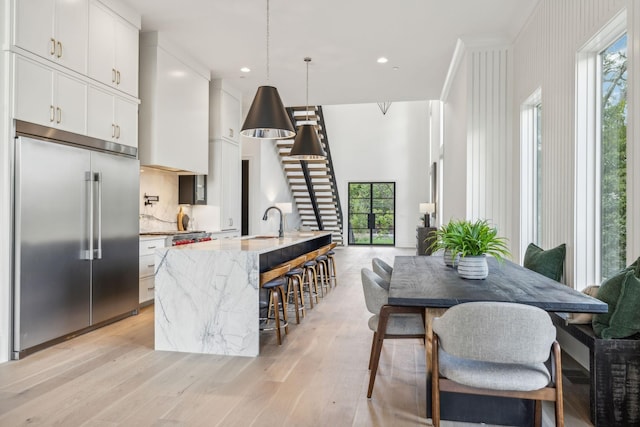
[[289, 57, 325, 160], [240, 0, 295, 139]]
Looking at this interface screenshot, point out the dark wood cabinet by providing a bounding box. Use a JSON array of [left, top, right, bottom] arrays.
[[179, 175, 207, 205], [416, 227, 437, 255]]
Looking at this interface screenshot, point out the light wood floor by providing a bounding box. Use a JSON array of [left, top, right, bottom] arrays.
[[0, 246, 593, 426]]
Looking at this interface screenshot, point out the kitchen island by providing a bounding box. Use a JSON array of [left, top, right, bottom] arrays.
[[154, 231, 332, 356]]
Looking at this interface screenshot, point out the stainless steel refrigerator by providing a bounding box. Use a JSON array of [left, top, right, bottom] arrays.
[[13, 121, 139, 358]]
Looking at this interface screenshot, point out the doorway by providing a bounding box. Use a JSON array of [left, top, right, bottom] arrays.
[[241, 160, 249, 236], [348, 182, 395, 246]]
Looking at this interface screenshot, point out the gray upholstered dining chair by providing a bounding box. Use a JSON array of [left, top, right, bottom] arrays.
[[371, 257, 393, 285], [361, 268, 425, 398], [431, 301, 564, 427]]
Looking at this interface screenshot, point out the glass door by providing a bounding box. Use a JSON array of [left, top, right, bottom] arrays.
[[348, 182, 395, 246]]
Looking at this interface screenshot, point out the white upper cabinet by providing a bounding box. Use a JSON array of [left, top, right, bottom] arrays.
[[87, 85, 138, 148], [14, 54, 87, 135], [14, 0, 88, 74], [210, 80, 241, 143], [138, 32, 210, 173], [88, 0, 139, 97]]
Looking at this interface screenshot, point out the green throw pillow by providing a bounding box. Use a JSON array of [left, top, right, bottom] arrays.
[[523, 243, 566, 282], [592, 268, 630, 337], [601, 271, 640, 339]]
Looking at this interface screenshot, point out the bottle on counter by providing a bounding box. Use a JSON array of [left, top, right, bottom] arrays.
[[178, 207, 185, 231]]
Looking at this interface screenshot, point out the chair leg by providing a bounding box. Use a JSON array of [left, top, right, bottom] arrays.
[[554, 342, 564, 427], [303, 268, 315, 309], [368, 332, 377, 370], [534, 400, 542, 427], [287, 276, 300, 324], [310, 267, 319, 302], [329, 256, 337, 287], [367, 309, 391, 398], [272, 290, 282, 345], [432, 335, 441, 427], [277, 285, 289, 335]]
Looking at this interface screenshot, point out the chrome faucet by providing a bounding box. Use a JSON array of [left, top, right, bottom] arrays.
[[262, 206, 284, 238]]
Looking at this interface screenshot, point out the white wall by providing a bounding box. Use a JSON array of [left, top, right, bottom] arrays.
[[241, 138, 300, 236], [0, 51, 11, 362], [442, 53, 468, 224], [511, 0, 627, 288], [322, 101, 430, 248]]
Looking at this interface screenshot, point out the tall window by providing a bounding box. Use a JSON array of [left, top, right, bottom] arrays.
[[600, 34, 627, 279], [535, 102, 542, 245], [520, 89, 542, 260]]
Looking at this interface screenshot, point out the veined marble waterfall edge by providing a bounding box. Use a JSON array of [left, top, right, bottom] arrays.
[[154, 248, 260, 356]]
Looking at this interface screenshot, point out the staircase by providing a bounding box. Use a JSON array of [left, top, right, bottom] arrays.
[[276, 106, 344, 245]]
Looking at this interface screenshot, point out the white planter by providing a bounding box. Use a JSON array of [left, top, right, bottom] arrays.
[[457, 254, 488, 280], [443, 249, 458, 267]]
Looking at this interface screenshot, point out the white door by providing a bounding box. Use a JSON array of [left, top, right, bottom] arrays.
[[88, 1, 115, 88], [55, 72, 87, 134], [13, 55, 54, 127], [54, 0, 88, 73], [114, 19, 139, 96], [115, 97, 138, 148], [14, 0, 55, 62], [87, 86, 115, 141]]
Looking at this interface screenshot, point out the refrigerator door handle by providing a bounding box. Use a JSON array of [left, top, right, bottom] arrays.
[[94, 172, 102, 260], [84, 171, 94, 260]]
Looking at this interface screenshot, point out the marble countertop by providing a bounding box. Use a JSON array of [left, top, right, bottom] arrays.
[[160, 231, 332, 254]]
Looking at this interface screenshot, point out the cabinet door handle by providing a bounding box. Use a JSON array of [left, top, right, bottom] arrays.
[[56, 107, 61, 123], [116, 70, 121, 85], [112, 69, 116, 83], [50, 38, 56, 55], [116, 125, 121, 139], [147, 264, 154, 268], [229, 128, 234, 138], [50, 105, 55, 122], [111, 124, 116, 138], [147, 246, 157, 249], [56, 41, 62, 58]]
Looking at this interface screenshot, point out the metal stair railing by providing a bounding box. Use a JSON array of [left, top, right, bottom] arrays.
[[280, 106, 343, 243]]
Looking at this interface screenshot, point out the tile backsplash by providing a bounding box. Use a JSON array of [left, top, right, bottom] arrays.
[[139, 167, 220, 232], [139, 167, 182, 232]]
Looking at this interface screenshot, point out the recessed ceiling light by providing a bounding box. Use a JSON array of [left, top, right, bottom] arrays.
[[377, 57, 388, 64], [240, 67, 251, 73]]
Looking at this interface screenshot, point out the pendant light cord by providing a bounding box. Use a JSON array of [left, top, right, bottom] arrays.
[[266, 0, 270, 82]]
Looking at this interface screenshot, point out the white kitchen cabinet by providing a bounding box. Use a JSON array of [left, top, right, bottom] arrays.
[[13, 54, 86, 135], [88, 85, 138, 148], [14, 0, 88, 74], [210, 80, 241, 143], [208, 139, 241, 231], [88, 0, 139, 97], [210, 229, 240, 240], [138, 32, 209, 173], [139, 237, 166, 304]]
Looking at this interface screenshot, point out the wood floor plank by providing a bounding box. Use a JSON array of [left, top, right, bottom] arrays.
[[0, 246, 593, 426]]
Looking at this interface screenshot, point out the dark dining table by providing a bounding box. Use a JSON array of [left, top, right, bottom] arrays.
[[388, 255, 607, 426]]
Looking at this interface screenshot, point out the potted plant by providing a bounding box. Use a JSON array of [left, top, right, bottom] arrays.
[[452, 219, 510, 279], [428, 219, 465, 267]]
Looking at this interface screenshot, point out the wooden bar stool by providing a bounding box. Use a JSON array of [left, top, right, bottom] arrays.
[[315, 245, 332, 296], [326, 242, 338, 287], [283, 254, 307, 323], [259, 263, 291, 345], [301, 249, 320, 307]]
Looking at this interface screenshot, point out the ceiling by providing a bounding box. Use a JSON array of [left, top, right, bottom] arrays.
[[122, 0, 538, 107]]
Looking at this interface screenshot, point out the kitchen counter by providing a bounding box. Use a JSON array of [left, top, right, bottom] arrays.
[[154, 231, 332, 357]]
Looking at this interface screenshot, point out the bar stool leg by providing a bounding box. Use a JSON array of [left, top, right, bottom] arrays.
[[328, 255, 337, 287], [276, 285, 289, 335], [271, 289, 282, 345]]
